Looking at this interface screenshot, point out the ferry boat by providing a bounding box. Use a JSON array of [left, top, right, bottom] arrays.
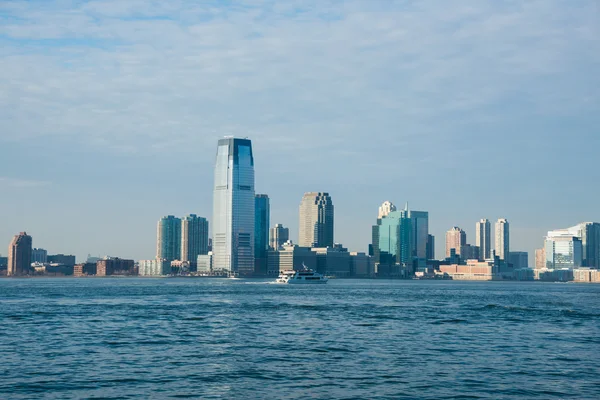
[[276, 268, 328, 284]]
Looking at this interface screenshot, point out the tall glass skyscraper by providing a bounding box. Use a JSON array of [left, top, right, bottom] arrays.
[[8, 232, 32, 276], [372, 210, 412, 274], [254, 194, 270, 275], [212, 137, 255, 275], [495, 218, 509, 261], [157, 215, 181, 261]]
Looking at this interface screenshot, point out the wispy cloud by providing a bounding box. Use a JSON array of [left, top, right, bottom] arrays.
[[0, 0, 597, 157]]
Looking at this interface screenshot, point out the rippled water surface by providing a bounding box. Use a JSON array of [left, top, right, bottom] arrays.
[[1, 278, 599, 399]]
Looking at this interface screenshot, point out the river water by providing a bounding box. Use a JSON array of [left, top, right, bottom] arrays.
[[1, 278, 599, 399]]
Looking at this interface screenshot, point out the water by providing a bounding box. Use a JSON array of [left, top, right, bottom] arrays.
[[1, 279, 599, 399]]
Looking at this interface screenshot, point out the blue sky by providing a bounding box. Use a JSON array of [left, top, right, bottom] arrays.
[[1, 0, 598, 263]]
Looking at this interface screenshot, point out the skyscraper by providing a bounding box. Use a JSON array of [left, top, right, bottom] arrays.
[[406, 205, 428, 260], [378, 201, 397, 219], [270, 224, 289, 250], [476, 219, 491, 260], [8, 232, 33, 276], [157, 215, 181, 261], [372, 210, 412, 275], [445, 227, 466, 258], [567, 222, 600, 268], [254, 194, 270, 275], [181, 214, 209, 264], [495, 218, 510, 261], [426, 234, 435, 260], [299, 192, 334, 248], [212, 137, 255, 275]]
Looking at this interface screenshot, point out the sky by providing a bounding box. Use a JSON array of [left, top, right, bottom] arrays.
[[0, 0, 598, 263]]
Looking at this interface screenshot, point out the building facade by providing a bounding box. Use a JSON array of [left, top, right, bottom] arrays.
[[267, 242, 317, 275], [31, 248, 48, 263], [535, 248, 546, 270], [269, 224, 289, 250], [476, 219, 491, 260], [408, 207, 429, 260], [47, 254, 76, 267], [181, 214, 209, 264], [157, 215, 182, 261], [97, 258, 135, 276], [254, 194, 270, 275], [567, 222, 600, 268], [8, 232, 33, 276], [495, 218, 510, 261], [197, 253, 213, 273], [509, 251, 529, 269], [378, 201, 397, 219], [212, 137, 255, 276], [139, 259, 171, 276], [545, 231, 582, 269], [426, 234, 435, 260], [445, 227, 466, 258], [460, 244, 480, 261], [372, 210, 413, 275], [299, 192, 334, 248]]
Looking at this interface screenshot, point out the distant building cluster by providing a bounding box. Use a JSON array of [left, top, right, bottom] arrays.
[[2, 137, 599, 283]]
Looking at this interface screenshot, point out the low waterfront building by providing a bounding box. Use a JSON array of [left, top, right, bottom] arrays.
[[509, 251, 529, 269], [96, 257, 135, 276], [138, 259, 170, 276], [350, 252, 373, 277], [438, 260, 500, 281], [573, 268, 600, 283], [267, 241, 317, 276], [197, 253, 213, 273], [74, 263, 97, 276], [311, 244, 351, 278], [47, 254, 76, 268]]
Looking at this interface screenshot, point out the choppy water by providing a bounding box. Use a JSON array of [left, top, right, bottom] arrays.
[[1, 278, 599, 399]]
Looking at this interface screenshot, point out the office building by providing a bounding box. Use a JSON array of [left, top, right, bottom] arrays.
[[407, 206, 429, 259], [476, 219, 491, 260], [299, 192, 334, 248], [181, 214, 209, 264], [350, 252, 373, 277], [426, 234, 435, 260], [254, 194, 270, 275], [47, 254, 76, 267], [197, 252, 213, 273], [545, 230, 582, 269], [445, 227, 466, 258], [372, 210, 412, 275], [8, 232, 33, 276], [495, 218, 510, 261], [212, 137, 255, 276], [566, 222, 600, 268], [311, 244, 351, 277], [378, 201, 397, 219], [96, 257, 135, 276], [509, 251, 529, 269], [269, 224, 289, 250], [535, 248, 546, 270], [267, 241, 317, 275], [157, 215, 181, 261], [139, 259, 171, 276], [460, 244, 480, 261], [31, 248, 48, 263], [74, 263, 97, 277]]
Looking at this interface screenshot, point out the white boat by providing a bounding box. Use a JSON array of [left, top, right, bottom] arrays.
[[275, 268, 328, 284]]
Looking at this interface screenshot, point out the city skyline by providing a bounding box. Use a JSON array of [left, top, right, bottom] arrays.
[[1, 1, 598, 264]]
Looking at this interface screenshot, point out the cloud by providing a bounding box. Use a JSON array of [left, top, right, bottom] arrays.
[[0, 0, 597, 160]]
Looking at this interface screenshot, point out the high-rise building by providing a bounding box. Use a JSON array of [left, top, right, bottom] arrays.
[[181, 214, 209, 264], [567, 222, 600, 268], [372, 210, 412, 274], [157, 215, 181, 261], [254, 194, 270, 275], [445, 227, 466, 258], [212, 137, 255, 275], [299, 192, 334, 248], [426, 234, 435, 260], [535, 248, 546, 270], [378, 201, 397, 219], [545, 230, 582, 269], [8, 232, 33, 276], [476, 219, 491, 260], [407, 207, 429, 260], [460, 244, 480, 261], [495, 218, 509, 261], [31, 248, 48, 263], [269, 224, 289, 250]]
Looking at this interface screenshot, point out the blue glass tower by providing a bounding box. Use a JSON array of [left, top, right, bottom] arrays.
[[254, 194, 270, 275], [157, 215, 181, 261], [212, 137, 255, 275]]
